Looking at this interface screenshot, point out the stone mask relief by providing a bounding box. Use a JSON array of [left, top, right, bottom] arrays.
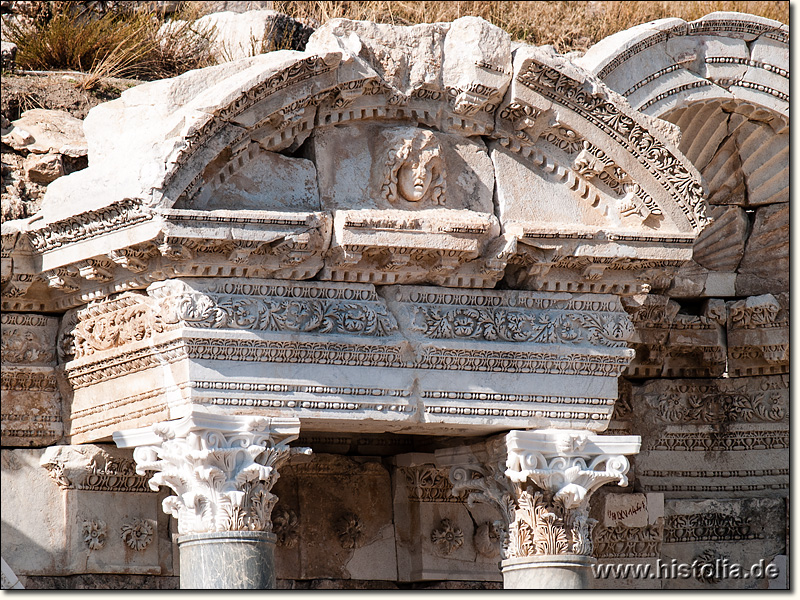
[[381, 128, 446, 205]]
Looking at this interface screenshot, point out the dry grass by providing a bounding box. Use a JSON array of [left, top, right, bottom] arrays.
[[3, 1, 215, 83], [2, 1, 788, 81], [273, 1, 788, 53]]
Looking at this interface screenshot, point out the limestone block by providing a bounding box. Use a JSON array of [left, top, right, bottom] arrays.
[[2, 449, 67, 576], [726, 293, 789, 377], [668, 260, 737, 298], [23, 153, 65, 185], [174, 144, 320, 211], [391, 457, 502, 582], [661, 498, 786, 590], [631, 375, 788, 498], [3, 446, 172, 578], [271, 455, 397, 581], [1, 109, 87, 157], [736, 203, 788, 296]]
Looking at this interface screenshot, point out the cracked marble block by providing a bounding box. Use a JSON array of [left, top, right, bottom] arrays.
[[1, 313, 63, 447]]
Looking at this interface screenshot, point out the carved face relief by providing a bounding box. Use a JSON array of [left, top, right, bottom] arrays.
[[382, 129, 446, 205], [397, 159, 434, 202]]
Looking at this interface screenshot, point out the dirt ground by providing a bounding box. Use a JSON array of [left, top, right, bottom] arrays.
[[1, 71, 143, 121]]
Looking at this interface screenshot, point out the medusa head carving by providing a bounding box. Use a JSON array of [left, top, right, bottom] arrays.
[[381, 129, 446, 205]]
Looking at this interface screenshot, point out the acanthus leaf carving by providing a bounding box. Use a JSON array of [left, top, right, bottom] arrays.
[[125, 413, 309, 535]]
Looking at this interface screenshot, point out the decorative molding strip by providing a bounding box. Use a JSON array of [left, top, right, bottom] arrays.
[[401, 466, 465, 503], [593, 522, 663, 559], [664, 513, 762, 543], [27, 198, 153, 253], [40, 446, 154, 493]]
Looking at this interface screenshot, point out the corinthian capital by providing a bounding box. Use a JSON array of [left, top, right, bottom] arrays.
[[436, 429, 640, 558], [113, 410, 309, 535], [504, 430, 639, 511]]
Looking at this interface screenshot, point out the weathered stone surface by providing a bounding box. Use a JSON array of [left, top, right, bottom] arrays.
[[2, 446, 173, 577], [579, 13, 789, 118], [1, 313, 62, 446], [58, 280, 636, 442], [661, 497, 786, 590], [624, 295, 726, 379], [1, 109, 87, 157], [736, 203, 788, 296], [692, 205, 749, 272], [24, 152, 65, 185], [185, 9, 314, 61], [726, 292, 788, 377], [272, 454, 397, 581], [589, 492, 664, 589], [174, 145, 320, 211], [391, 456, 502, 582], [314, 123, 494, 213], [631, 375, 788, 498]]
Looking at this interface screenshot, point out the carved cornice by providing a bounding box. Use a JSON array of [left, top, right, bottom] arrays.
[[638, 377, 787, 427], [26, 198, 153, 254], [114, 410, 309, 535]]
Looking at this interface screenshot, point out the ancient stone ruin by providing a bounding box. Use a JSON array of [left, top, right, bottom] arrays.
[[1, 11, 788, 590]]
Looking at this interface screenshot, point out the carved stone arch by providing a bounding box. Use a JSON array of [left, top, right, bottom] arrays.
[[7, 16, 711, 313], [578, 12, 788, 292]]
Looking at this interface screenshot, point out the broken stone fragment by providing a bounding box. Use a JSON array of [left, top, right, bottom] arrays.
[[24, 152, 65, 184], [1, 109, 87, 156]]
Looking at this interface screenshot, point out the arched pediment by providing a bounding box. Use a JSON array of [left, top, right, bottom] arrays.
[[578, 11, 788, 295], [5, 16, 710, 311]]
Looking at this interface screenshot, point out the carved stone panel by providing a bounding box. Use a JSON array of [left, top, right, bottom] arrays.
[[624, 295, 726, 379], [60, 279, 636, 442], [1, 447, 172, 578], [1, 313, 62, 447], [661, 498, 786, 590], [271, 454, 397, 581], [631, 375, 788, 498], [726, 293, 789, 377], [391, 456, 502, 582]]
